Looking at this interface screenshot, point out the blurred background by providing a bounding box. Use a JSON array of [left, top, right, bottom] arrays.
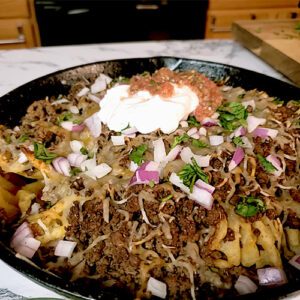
[[0, 0, 299, 49]]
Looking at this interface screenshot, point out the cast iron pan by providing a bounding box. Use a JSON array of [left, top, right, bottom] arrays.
[[0, 57, 299, 300]]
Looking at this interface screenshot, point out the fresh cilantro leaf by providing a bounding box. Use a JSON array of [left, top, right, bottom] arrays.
[[70, 167, 81, 176], [235, 196, 266, 217], [178, 157, 208, 192], [187, 115, 201, 127], [80, 147, 89, 155], [18, 134, 29, 143], [273, 97, 284, 105], [232, 136, 244, 146], [161, 194, 173, 202], [217, 102, 248, 131], [257, 154, 277, 173], [33, 142, 57, 164], [149, 180, 155, 188], [56, 111, 73, 125], [192, 139, 208, 148], [171, 133, 190, 148], [129, 144, 148, 165]]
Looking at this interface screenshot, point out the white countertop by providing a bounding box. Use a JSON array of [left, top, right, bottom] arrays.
[[0, 39, 295, 299]]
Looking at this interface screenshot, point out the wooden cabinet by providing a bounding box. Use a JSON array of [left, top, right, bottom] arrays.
[[0, 0, 40, 49], [205, 0, 300, 39]]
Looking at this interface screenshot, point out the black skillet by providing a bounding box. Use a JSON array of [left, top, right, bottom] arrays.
[[0, 57, 299, 300]]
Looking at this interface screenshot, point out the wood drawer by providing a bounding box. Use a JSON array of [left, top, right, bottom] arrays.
[[205, 8, 300, 38], [0, 0, 30, 19], [209, 0, 299, 10], [0, 18, 36, 49]]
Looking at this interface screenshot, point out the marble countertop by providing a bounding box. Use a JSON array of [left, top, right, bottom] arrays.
[[0, 39, 296, 300]]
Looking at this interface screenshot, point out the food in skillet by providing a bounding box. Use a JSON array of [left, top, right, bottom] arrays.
[[0, 67, 299, 299]]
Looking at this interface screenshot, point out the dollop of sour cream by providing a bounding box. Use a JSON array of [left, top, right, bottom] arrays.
[[97, 84, 199, 134]]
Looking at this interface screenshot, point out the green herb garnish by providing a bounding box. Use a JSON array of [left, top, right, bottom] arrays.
[[257, 154, 277, 173], [161, 194, 173, 202], [129, 144, 148, 165], [80, 147, 89, 155], [235, 196, 266, 217], [178, 157, 208, 192], [56, 111, 73, 125], [33, 142, 57, 164], [187, 115, 201, 127], [192, 139, 208, 148], [149, 180, 155, 188], [232, 136, 244, 147], [18, 134, 29, 143], [273, 97, 284, 105], [70, 167, 81, 176], [237, 93, 245, 99], [171, 133, 190, 148], [217, 102, 248, 131]]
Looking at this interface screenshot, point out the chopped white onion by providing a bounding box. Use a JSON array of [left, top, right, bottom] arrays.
[[51, 98, 69, 105], [122, 126, 138, 135], [234, 275, 257, 295], [69, 105, 79, 114], [147, 277, 167, 299], [70, 140, 84, 153], [67, 153, 87, 168], [52, 157, 71, 176], [180, 147, 210, 167], [76, 87, 89, 97], [257, 267, 287, 286], [91, 77, 107, 94], [81, 158, 112, 180], [240, 136, 253, 149], [18, 152, 28, 164], [209, 135, 224, 146], [84, 113, 102, 138], [165, 145, 182, 162], [189, 185, 214, 210], [129, 161, 139, 172], [187, 127, 198, 136], [242, 99, 256, 110], [88, 93, 101, 103], [153, 138, 166, 163], [180, 121, 188, 128], [30, 203, 40, 215], [198, 127, 207, 136], [247, 116, 266, 133], [289, 254, 300, 270], [54, 240, 77, 258], [111, 135, 125, 146], [60, 121, 74, 131], [228, 147, 245, 171], [230, 126, 246, 139], [191, 132, 200, 139]]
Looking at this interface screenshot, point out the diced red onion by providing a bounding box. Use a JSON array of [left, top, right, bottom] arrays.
[[67, 153, 87, 168], [111, 135, 125, 146], [84, 112, 102, 138], [234, 275, 258, 295], [180, 147, 210, 167], [180, 121, 188, 128], [201, 118, 219, 127], [70, 140, 83, 153], [195, 179, 215, 194], [198, 127, 207, 136], [10, 222, 40, 259], [289, 254, 300, 270], [266, 154, 283, 176], [130, 161, 160, 186], [187, 127, 198, 136], [230, 126, 246, 139], [54, 240, 77, 258], [209, 135, 224, 146], [72, 123, 85, 132], [252, 127, 278, 139], [76, 87, 89, 97], [18, 152, 28, 164], [228, 147, 245, 171], [257, 267, 287, 286], [52, 157, 71, 176], [153, 138, 166, 163], [191, 132, 200, 139], [69, 105, 79, 114], [242, 99, 256, 110], [169, 172, 190, 194], [189, 185, 214, 210], [147, 277, 167, 299], [122, 126, 137, 135], [247, 116, 266, 133]]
